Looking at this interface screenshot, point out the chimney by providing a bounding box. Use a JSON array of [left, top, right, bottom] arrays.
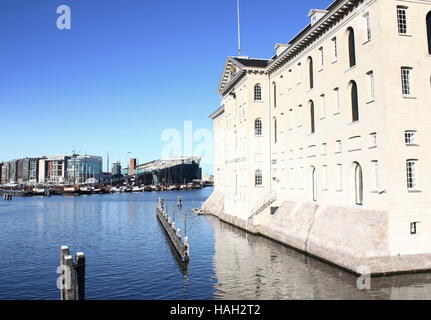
[[309, 9, 329, 26]]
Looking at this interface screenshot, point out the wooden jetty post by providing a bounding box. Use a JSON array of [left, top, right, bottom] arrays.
[[75, 252, 86, 300], [156, 197, 190, 262], [64, 255, 75, 300], [59, 246, 85, 300]]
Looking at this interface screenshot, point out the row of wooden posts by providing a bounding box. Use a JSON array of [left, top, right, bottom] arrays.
[[60, 246, 85, 300], [3, 194, 13, 200], [56, 197, 188, 299], [157, 197, 190, 262]]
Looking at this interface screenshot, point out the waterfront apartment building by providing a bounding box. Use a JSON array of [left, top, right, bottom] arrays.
[[0, 154, 103, 185], [204, 0, 431, 274]]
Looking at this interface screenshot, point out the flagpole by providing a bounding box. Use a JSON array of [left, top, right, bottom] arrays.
[[237, 0, 241, 56]]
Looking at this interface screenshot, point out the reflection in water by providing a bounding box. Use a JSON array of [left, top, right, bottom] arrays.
[[209, 216, 431, 300], [0, 189, 431, 300]]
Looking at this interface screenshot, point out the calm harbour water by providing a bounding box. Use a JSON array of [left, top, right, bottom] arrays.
[[1, 187, 431, 300]]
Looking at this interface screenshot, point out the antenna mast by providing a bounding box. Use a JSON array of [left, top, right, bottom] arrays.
[[237, 0, 241, 56]]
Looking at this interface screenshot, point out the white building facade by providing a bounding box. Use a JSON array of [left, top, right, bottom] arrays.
[[204, 0, 431, 275]]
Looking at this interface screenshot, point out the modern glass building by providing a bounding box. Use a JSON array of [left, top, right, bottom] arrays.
[[66, 155, 103, 184]]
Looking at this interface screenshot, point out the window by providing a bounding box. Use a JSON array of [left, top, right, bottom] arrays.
[[312, 167, 317, 201], [254, 84, 262, 101], [332, 37, 338, 62], [347, 27, 356, 68], [397, 6, 408, 34], [367, 71, 375, 101], [349, 81, 359, 122], [298, 105, 303, 126], [297, 62, 302, 83], [319, 47, 324, 69], [427, 12, 431, 54], [336, 164, 343, 191], [273, 117, 278, 144], [406, 160, 417, 190], [405, 130, 416, 144], [322, 165, 328, 190], [371, 160, 380, 190], [308, 57, 314, 89], [401, 67, 412, 96], [255, 169, 263, 186], [288, 69, 292, 88], [370, 132, 377, 147], [355, 163, 364, 205], [299, 167, 304, 190], [321, 143, 327, 156], [255, 119, 262, 136], [336, 140, 342, 153], [410, 222, 417, 235], [320, 94, 326, 118], [309, 100, 315, 134], [299, 148, 304, 159], [364, 12, 371, 42], [334, 87, 340, 114], [272, 82, 277, 108]]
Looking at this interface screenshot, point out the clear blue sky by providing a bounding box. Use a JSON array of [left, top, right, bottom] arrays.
[[0, 0, 328, 174]]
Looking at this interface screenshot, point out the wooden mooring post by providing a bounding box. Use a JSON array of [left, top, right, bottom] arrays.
[[156, 198, 190, 262], [3, 194, 12, 201], [60, 246, 86, 300]]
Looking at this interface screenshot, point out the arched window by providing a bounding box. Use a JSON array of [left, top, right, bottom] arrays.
[[254, 84, 262, 101], [427, 12, 431, 55], [273, 117, 278, 144], [354, 162, 363, 205], [255, 118, 262, 136], [308, 57, 314, 89], [311, 166, 317, 201], [350, 81, 359, 122], [255, 169, 263, 186], [309, 100, 315, 134], [272, 82, 277, 108], [348, 27, 356, 68]]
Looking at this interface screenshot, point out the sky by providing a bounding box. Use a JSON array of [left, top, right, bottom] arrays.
[[0, 0, 329, 174]]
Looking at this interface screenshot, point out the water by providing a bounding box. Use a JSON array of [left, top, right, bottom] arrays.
[[1, 187, 431, 300]]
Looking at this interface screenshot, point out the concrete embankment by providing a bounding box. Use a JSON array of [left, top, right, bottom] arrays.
[[202, 191, 431, 276]]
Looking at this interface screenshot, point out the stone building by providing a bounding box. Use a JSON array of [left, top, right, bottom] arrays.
[[204, 0, 431, 275]]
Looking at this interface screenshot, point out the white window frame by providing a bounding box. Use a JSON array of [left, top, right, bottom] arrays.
[[332, 37, 338, 62], [322, 165, 328, 190], [406, 159, 417, 190], [254, 84, 262, 101], [370, 132, 377, 148], [319, 47, 324, 70], [255, 169, 263, 187], [255, 118, 263, 136], [401, 67, 412, 96], [336, 164, 343, 191], [320, 94, 326, 119], [297, 62, 302, 84], [334, 87, 340, 114], [397, 6, 408, 35], [364, 12, 372, 42], [405, 130, 417, 145], [371, 160, 380, 191], [367, 71, 375, 101]]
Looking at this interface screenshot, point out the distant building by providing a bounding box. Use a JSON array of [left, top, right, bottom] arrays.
[[129, 158, 137, 176], [65, 155, 103, 184], [112, 161, 122, 177]]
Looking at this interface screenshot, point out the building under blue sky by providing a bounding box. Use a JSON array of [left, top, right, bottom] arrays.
[[0, 0, 328, 174]]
